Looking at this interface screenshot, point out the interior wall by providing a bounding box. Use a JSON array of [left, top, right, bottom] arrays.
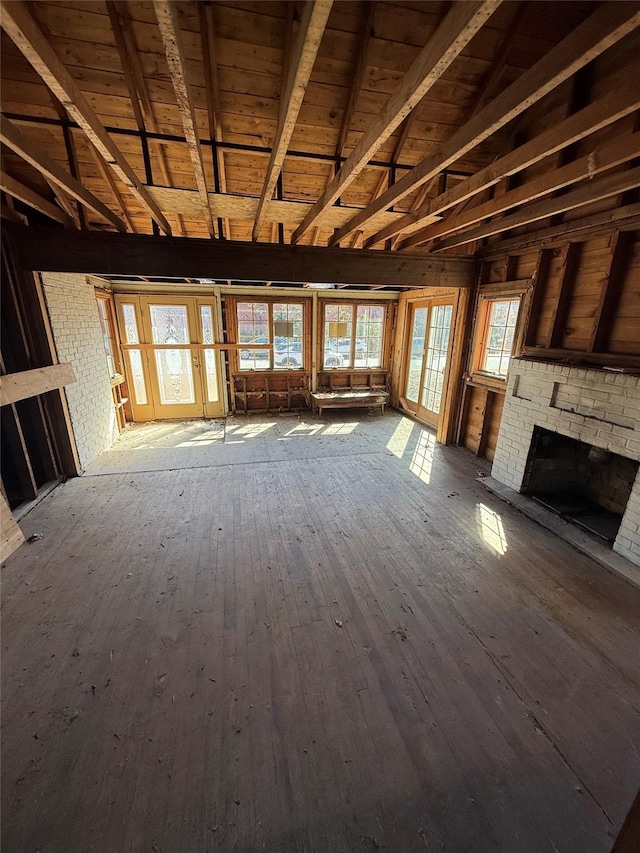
[[41, 273, 118, 470]]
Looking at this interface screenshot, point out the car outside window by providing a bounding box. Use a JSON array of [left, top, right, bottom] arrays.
[[323, 303, 385, 368], [237, 301, 305, 370]]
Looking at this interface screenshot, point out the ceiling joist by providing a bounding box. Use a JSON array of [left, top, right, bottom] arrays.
[[429, 164, 640, 252], [400, 131, 640, 250], [292, 0, 502, 244], [106, 0, 186, 237], [199, 1, 230, 240], [0, 116, 127, 231], [252, 0, 333, 241], [0, 0, 172, 235], [154, 0, 214, 237], [366, 79, 640, 248], [0, 170, 75, 227], [330, 1, 640, 246]]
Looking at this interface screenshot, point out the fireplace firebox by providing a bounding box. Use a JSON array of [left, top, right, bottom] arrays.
[[521, 427, 639, 544]]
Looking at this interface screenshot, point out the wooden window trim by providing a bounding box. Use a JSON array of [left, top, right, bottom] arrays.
[[319, 300, 389, 372], [95, 288, 124, 378], [471, 293, 524, 385], [227, 296, 311, 374]]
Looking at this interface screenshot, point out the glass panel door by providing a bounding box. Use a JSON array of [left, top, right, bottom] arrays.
[[116, 296, 226, 421], [420, 304, 453, 418], [404, 300, 454, 428], [405, 306, 428, 406], [197, 302, 225, 418], [149, 303, 197, 408]]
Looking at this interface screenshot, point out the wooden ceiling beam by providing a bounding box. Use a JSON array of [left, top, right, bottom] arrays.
[[335, 2, 375, 162], [426, 165, 640, 252], [365, 66, 640, 248], [0, 116, 127, 231], [252, 0, 333, 241], [47, 94, 86, 229], [199, 1, 229, 240], [106, 0, 186, 237], [88, 144, 137, 234], [0, 171, 75, 226], [0, 0, 172, 235], [332, 1, 640, 246], [154, 0, 214, 237], [400, 131, 640, 249], [6, 225, 474, 289], [42, 178, 80, 228], [292, 0, 501, 244], [482, 203, 640, 256]]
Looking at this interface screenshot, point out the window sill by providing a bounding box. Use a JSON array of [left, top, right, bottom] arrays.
[[467, 373, 508, 392]]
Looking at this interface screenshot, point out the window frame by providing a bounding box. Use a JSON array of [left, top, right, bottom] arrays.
[[471, 289, 525, 383], [320, 300, 388, 371], [95, 289, 123, 379], [229, 296, 311, 373]]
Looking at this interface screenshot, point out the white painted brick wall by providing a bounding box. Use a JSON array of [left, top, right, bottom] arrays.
[[492, 358, 640, 567], [41, 273, 118, 470]]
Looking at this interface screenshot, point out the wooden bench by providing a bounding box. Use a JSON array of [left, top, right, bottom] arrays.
[[310, 389, 389, 416]]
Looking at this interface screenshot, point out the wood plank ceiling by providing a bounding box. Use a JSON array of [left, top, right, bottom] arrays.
[[1, 0, 639, 255]]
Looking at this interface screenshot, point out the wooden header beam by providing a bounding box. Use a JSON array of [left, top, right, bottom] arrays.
[[6, 226, 475, 289], [292, 0, 501, 244], [1, 0, 172, 235], [329, 1, 640, 245]]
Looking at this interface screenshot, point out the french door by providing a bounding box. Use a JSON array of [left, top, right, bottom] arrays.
[[115, 295, 225, 421], [404, 299, 454, 428]]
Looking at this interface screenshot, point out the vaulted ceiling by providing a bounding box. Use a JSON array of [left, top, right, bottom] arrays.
[[1, 0, 639, 253]]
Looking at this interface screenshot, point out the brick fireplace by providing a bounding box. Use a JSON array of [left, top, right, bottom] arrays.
[[492, 358, 640, 567]]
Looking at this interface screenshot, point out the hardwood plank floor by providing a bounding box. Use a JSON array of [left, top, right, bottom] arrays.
[[2, 412, 639, 853]]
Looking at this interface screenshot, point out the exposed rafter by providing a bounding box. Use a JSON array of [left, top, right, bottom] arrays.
[[400, 132, 640, 250], [0, 170, 75, 226], [292, 0, 501, 244], [199, 1, 230, 240], [252, 0, 333, 241], [0, 0, 172, 234], [0, 116, 127, 231], [427, 165, 640, 252], [330, 1, 640, 246], [88, 144, 137, 234], [365, 80, 640, 248], [154, 0, 214, 237], [106, 0, 186, 237], [335, 2, 375, 162]]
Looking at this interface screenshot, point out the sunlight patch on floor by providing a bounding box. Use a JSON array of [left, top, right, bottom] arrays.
[[476, 503, 508, 555], [227, 422, 276, 438], [386, 416, 415, 459], [323, 422, 359, 435], [285, 423, 324, 437], [409, 430, 435, 484]]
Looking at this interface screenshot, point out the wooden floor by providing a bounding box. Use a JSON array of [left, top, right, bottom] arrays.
[[2, 412, 639, 853]]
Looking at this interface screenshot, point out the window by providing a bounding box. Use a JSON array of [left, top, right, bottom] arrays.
[[236, 301, 305, 370], [95, 293, 121, 379], [475, 297, 521, 378], [323, 303, 385, 369]]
